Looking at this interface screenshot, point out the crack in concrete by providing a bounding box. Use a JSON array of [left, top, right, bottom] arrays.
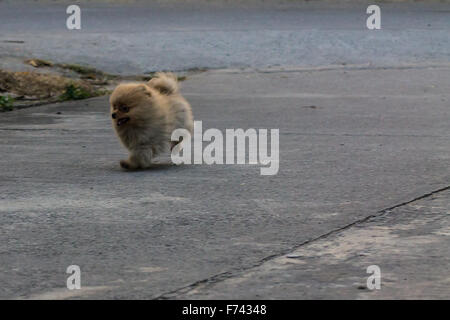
[[217, 63, 450, 75], [0, 128, 56, 131], [0, 128, 103, 132], [280, 132, 450, 138], [153, 184, 450, 299], [1, 128, 447, 139]]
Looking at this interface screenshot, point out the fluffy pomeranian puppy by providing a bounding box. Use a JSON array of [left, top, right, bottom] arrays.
[[110, 72, 193, 170]]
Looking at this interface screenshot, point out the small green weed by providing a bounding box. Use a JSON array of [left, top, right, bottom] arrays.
[[59, 84, 92, 101], [0, 95, 14, 111]]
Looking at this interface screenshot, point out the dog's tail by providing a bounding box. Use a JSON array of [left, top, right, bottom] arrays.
[[147, 72, 179, 95]]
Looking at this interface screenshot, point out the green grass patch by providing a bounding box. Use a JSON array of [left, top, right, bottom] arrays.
[[59, 63, 102, 76], [59, 84, 93, 101], [59, 83, 108, 101], [0, 95, 14, 111]]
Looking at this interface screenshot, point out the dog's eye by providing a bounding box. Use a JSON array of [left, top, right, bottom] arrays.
[[119, 105, 129, 113]]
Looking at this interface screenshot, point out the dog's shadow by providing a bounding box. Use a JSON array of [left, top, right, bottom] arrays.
[[118, 161, 183, 172], [140, 162, 177, 171]]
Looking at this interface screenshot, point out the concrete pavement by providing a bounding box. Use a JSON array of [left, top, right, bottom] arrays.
[[172, 185, 450, 299], [1, 0, 450, 299], [1, 65, 450, 299]]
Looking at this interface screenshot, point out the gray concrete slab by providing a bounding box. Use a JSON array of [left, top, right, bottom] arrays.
[[1, 65, 450, 299], [173, 188, 450, 299]]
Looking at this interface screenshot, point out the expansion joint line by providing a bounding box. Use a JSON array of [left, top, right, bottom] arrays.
[[154, 184, 450, 299]]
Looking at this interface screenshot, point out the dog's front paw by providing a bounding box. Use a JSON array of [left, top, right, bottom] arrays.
[[120, 160, 138, 170]]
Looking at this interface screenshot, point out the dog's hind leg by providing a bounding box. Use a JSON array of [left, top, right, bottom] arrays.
[[120, 147, 153, 170]]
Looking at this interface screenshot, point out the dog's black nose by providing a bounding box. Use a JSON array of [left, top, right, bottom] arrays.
[[111, 113, 117, 119]]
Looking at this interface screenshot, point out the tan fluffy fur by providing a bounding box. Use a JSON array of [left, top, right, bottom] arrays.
[[109, 72, 193, 170]]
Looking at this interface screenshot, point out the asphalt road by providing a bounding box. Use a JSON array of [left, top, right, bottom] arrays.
[[0, 1, 449, 73]]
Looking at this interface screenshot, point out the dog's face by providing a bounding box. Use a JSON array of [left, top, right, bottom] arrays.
[[109, 83, 154, 129]]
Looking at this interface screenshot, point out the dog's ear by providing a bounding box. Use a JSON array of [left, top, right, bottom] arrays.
[[138, 84, 152, 97]]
